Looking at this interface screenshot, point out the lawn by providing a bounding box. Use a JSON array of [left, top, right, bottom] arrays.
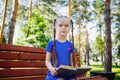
[[82, 64, 120, 80]]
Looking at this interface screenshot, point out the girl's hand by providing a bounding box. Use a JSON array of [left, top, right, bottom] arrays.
[[50, 67, 58, 76]]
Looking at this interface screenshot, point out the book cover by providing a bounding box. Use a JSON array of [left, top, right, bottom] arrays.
[[57, 65, 91, 77]]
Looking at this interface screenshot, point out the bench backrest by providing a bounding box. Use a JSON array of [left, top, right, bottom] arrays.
[[0, 44, 47, 80], [0, 44, 81, 80]]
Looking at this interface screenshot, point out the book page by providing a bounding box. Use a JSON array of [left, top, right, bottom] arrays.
[[58, 65, 76, 70]]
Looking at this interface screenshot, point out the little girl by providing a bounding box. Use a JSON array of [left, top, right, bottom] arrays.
[[45, 16, 76, 80]]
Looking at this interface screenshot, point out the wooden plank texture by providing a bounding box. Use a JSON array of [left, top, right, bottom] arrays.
[[0, 77, 46, 80], [0, 44, 48, 80], [0, 44, 45, 53], [0, 69, 47, 77], [0, 52, 45, 60], [77, 76, 107, 80], [0, 61, 46, 68]]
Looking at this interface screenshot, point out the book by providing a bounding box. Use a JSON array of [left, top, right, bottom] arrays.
[[57, 65, 91, 77]]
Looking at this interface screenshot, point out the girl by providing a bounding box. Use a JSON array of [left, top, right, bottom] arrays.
[[45, 16, 76, 80]]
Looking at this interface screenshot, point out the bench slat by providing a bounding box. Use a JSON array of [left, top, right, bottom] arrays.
[[76, 56, 80, 61], [0, 44, 45, 53], [0, 77, 46, 80], [77, 76, 107, 80], [0, 44, 48, 79], [0, 61, 45, 68], [0, 52, 45, 60], [75, 52, 79, 56], [0, 69, 47, 77]]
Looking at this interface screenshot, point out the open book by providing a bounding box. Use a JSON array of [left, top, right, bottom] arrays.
[[57, 65, 91, 77]]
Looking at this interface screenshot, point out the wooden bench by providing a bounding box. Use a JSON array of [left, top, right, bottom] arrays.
[[0, 44, 107, 80], [0, 44, 47, 80]]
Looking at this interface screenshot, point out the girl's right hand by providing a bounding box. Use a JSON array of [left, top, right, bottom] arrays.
[[50, 67, 58, 76]]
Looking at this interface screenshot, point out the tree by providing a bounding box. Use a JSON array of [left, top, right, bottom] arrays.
[[112, 0, 120, 61], [14, 0, 58, 47], [91, 0, 105, 64], [0, 0, 8, 43], [26, 0, 32, 37], [71, 0, 91, 65], [39, 0, 57, 39], [72, 0, 81, 58], [83, 0, 90, 66], [104, 0, 112, 72], [29, 0, 32, 19], [68, 0, 72, 41], [68, 0, 71, 18], [8, 0, 18, 44], [16, 10, 49, 48], [95, 34, 104, 64], [116, 45, 120, 59]]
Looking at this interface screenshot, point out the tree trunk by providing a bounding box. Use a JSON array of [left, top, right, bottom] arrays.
[[29, 0, 32, 19], [0, 0, 8, 43], [86, 44, 90, 66], [84, 53, 87, 65], [100, 31, 104, 65], [68, 0, 71, 18], [8, 0, 18, 44], [26, 0, 32, 37], [104, 0, 112, 72], [68, 0, 71, 41], [101, 55, 104, 65], [84, 17, 90, 66], [77, 6, 81, 57], [35, 0, 39, 11], [77, 24, 81, 54]]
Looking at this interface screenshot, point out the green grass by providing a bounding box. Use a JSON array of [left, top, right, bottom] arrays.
[[82, 64, 120, 80]]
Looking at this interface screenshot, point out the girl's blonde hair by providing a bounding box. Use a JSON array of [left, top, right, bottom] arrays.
[[53, 16, 74, 48]]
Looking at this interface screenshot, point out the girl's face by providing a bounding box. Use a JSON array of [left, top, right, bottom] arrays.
[[55, 18, 71, 37]]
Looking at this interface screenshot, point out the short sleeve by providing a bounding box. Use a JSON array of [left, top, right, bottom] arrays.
[[46, 40, 53, 53], [69, 41, 76, 53], [70, 47, 76, 53]]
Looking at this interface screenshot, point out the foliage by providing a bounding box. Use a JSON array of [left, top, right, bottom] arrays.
[[93, 55, 99, 62], [95, 34, 104, 55], [112, 0, 120, 60], [2, 35, 7, 43], [16, 10, 49, 48], [116, 45, 120, 59]]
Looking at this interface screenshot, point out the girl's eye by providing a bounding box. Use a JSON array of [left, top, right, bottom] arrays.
[[58, 24, 69, 27], [59, 24, 63, 27], [65, 24, 69, 27]]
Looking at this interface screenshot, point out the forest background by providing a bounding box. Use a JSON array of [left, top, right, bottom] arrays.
[[0, 0, 120, 79]]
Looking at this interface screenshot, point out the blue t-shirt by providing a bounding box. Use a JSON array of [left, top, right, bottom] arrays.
[[45, 40, 76, 80], [46, 40, 74, 67]]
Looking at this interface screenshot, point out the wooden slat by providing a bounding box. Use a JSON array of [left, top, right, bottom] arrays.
[[76, 56, 80, 61], [0, 69, 48, 77], [0, 52, 45, 60], [75, 52, 79, 56], [0, 61, 46, 68], [0, 44, 46, 53], [0, 77, 46, 80], [76, 62, 80, 67], [77, 76, 107, 80]]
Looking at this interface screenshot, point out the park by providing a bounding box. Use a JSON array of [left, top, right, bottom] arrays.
[[0, 0, 120, 80]]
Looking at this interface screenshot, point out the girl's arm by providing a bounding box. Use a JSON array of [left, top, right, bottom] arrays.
[[70, 53, 75, 67], [45, 52, 58, 76]]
